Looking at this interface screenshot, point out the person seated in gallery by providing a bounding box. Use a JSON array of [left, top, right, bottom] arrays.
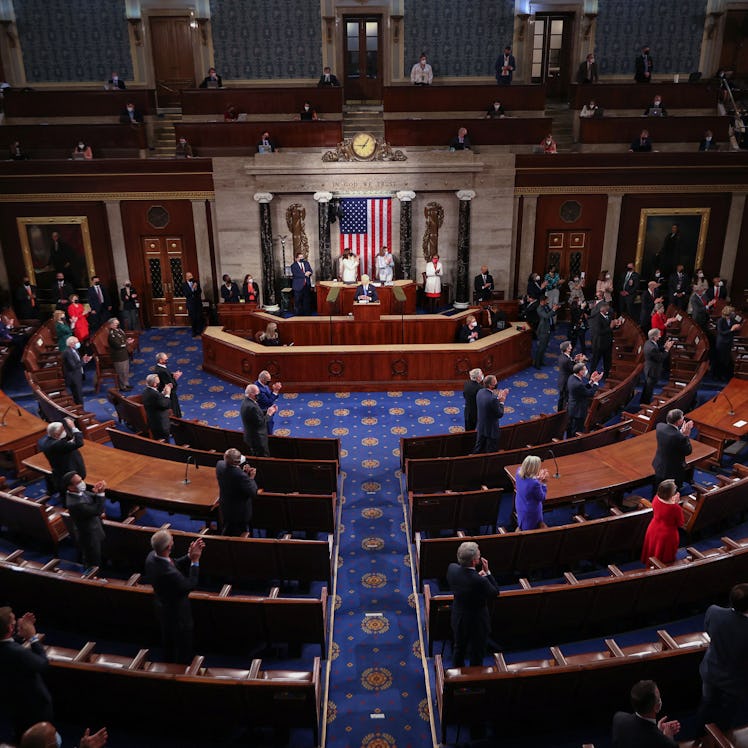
[[119, 102, 144, 124], [297, 101, 319, 121], [256, 131, 277, 153], [410, 53, 433, 86], [317, 66, 340, 87], [199, 67, 223, 88], [258, 321, 281, 346], [540, 134, 557, 153], [643, 94, 668, 117], [576, 53, 599, 84], [580, 99, 602, 118], [8, 140, 28, 160], [175, 137, 193, 158], [629, 129, 653, 152], [485, 100, 506, 119], [71, 141, 93, 160], [224, 104, 239, 122], [106, 71, 126, 90], [457, 314, 481, 343], [355, 274, 379, 303], [699, 129, 719, 151], [449, 127, 472, 151]]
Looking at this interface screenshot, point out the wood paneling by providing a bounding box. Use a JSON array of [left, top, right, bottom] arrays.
[[3, 90, 157, 118], [729, 194, 748, 299], [181, 87, 343, 116], [384, 118, 553, 147], [579, 116, 730, 145], [150, 16, 195, 107], [0, 124, 146, 159], [383, 85, 546, 111], [570, 82, 717, 110]]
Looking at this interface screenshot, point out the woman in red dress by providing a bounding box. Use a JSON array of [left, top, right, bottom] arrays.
[[67, 293, 89, 344], [650, 302, 677, 336], [641, 479, 684, 565]]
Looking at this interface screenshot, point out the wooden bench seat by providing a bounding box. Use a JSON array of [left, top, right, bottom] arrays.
[[681, 473, 748, 535], [0, 490, 68, 550]]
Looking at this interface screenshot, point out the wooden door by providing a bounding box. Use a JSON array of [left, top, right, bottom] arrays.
[[343, 16, 383, 100], [530, 13, 574, 99], [149, 16, 195, 107], [142, 237, 189, 327], [719, 11, 748, 76], [542, 231, 589, 283]]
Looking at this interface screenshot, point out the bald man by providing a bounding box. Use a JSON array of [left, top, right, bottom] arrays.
[[240, 384, 277, 457]]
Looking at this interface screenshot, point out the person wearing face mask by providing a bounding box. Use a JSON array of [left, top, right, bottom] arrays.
[[199, 67, 223, 88], [119, 101, 143, 124], [62, 336, 92, 405], [71, 141, 92, 160], [540, 133, 557, 154], [154, 351, 182, 418], [106, 71, 126, 90], [526, 272, 546, 301], [87, 275, 111, 332], [298, 101, 318, 121], [175, 137, 193, 158], [567, 273, 585, 305], [566, 362, 603, 438], [619, 262, 640, 318], [457, 314, 480, 343], [714, 306, 742, 381], [256, 130, 277, 154], [644, 95, 668, 117], [576, 53, 599, 84], [692, 268, 708, 295], [424, 254, 443, 313], [596, 269, 614, 303], [699, 129, 718, 151], [706, 276, 727, 306], [241, 273, 260, 304], [533, 295, 560, 368], [63, 472, 107, 568], [67, 293, 89, 344], [20, 721, 108, 748], [15, 276, 38, 320], [119, 280, 140, 330], [635, 45, 654, 83], [411, 53, 434, 86], [220, 273, 240, 303]]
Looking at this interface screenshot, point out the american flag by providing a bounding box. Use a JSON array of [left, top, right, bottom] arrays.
[[338, 197, 392, 279]]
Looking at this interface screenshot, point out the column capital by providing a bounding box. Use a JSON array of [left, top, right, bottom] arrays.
[[313, 191, 333, 203], [396, 190, 416, 202], [456, 189, 476, 202], [253, 192, 274, 204]]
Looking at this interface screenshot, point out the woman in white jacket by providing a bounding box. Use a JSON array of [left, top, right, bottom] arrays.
[[424, 254, 442, 312]]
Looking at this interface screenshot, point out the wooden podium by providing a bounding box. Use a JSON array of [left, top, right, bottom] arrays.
[[352, 301, 381, 322]]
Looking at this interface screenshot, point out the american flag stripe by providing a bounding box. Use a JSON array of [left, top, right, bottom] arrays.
[[339, 197, 392, 278]]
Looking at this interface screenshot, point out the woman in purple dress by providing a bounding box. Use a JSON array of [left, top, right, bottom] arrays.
[[514, 455, 549, 531]]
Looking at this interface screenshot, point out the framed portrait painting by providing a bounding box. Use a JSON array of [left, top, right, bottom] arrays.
[[635, 208, 709, 281], [16, 216, 95, 297]]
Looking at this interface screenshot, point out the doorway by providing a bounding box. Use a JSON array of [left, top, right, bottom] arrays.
[[142, 237, 189, 327], [719, 11, 748, 76], [530, 13, 574, 99], [343, 16, 383, 100], [149, 16, 196, 107], [541, 231, 589, 282]]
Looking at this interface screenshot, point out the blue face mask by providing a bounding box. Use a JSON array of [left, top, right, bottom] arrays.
[[74, 342, 81, 349], [56, 732, 62, 748]]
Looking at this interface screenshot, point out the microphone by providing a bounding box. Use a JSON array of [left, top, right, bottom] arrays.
[[547, 448, 560, 479], [0, 406, 9, 427], [717, 390, 735, 416], [184, 455, 195, 484]]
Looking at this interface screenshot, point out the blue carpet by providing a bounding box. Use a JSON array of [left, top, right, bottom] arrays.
[[1, 327, 744, 748]]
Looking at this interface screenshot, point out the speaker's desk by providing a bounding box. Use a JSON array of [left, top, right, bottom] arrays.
[[315, 280, 416, 315]]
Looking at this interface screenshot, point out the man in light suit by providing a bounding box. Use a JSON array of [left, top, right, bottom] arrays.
[[472, 375, 508, 454], [640, 328, 674, 405], [37, 418, 86, 499], [144, 529, 204, 663], [142, 373, 172, 441], [63, 471, 106, 569], [446, 541, 500, 667], [291, 252, 314, 316], [566, 362, 603, 437], [241, 383, 277, 457], [652, 408, 693, 490], [699, 583, 748, 731], [216, 448, 257, 536], [611, 680, 680, 747], [355, 274, 379, 302], [0, 606, 53, 742], [61, 336, 91, 405]]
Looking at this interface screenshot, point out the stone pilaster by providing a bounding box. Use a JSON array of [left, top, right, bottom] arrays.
[[396, 190, 416, 280], [313, 191, 334, 280], [454, 190, 476, 309], [253, 192, 278, 311]]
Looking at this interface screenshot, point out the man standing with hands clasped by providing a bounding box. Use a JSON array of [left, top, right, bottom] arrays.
[[446, 541, 500, 667]]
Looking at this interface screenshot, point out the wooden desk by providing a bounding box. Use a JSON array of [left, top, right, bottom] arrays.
[[23, 442, 219, 518], [579, 116, 730, 144], [570, 82, 716, 110], [384, 117, 553, 147], [688, 379, 748, 464], [0, 393, 47, 479], [315, 280, 416, 315], [383, 84, 546, 112], [3, 89, 157, 118], [504, 431, 715, 508], [180, 86, 343, 116]]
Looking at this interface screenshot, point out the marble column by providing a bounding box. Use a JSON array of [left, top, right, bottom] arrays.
[[454, 190, 476, 310], [253, 192, 279, 312], [314, 191, 333, 280], [601, 194, 623, 274], [396, 191, 416, 280], [720, 192, 746, 281]]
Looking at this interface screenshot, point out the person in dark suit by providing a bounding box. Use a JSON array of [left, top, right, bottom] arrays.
[[182, 272, 204, 337], [634, 46, 654, 83], [612, 679, 680, 747], [643, 95, 668, 117], [659, 225, 682, 279], [446, 541, 500, 667], [668, 264, 689, 310], [0, 606, 53, 742], [255, 370, 282, 434], [154, 351, 182, 419], [241, 383, 277, 457], [705, 276, 727, 304], [87, 276, 112, 332], [589, 303, 621, 378], [619, 262, 640, 318], [652, 408, 693, 490], [107, 71, 126, 89], [142, 373, 173, 441], [472, 375, 508, 454], [291, 252, 314, 316], [526, 272, 546, 300], [689, 287, 710, 330], [630, 129, 653, 152], [473, 266, 494, 301], [119, 102, 144, 124], [698, 583, 748, 731], [144, 529, 204, 664], [355, 274, 379, 302], [566, 362, 603, 437], [449, 127, 472, 150], [457, 314, 481, 344], [219, 274, 241, 303], [199, 67, 222, 88], [463, 368, 483, 431], [317, 66, 340, 86], [496, 46, 516, 85], [119, 280, 140, 330], [61, 336, 91, 405], [699, 130, 719, 151], [216, 448, 258, 536], [15, 277, 39, 319], [486, 304, 508, 332], [640, 328, 674, 404], [533, 296, 559, 368], [576, 53, 599, 84], [53, 272, 75, 312], [556, 341, 577, 412], [256, 131, 277, 153], [640, 280, 663, 329], [63, 471, 106, 568], [37, 418, 86, 499]]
